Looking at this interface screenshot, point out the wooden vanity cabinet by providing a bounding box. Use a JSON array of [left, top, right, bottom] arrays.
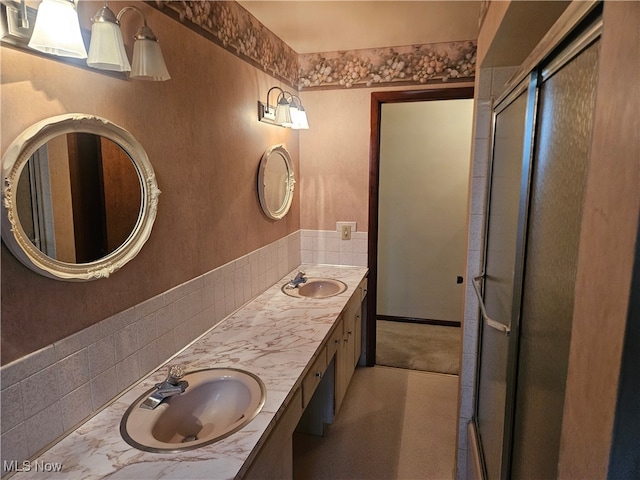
[[245, 388, 303, 479], [335, 277, 366, 414], [244, 276, 368, 479], [302, 346, 327, 408], [334, 293, 360, 413]]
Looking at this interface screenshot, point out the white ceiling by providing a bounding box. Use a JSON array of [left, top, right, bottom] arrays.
[[237, 1, 482, 54]]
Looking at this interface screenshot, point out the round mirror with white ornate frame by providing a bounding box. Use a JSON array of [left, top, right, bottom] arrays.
[[1, 113, 160, 281], [257, 144, 295, 220]]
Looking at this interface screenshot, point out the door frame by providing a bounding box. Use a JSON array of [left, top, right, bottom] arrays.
[[365, 86, 475, 366]]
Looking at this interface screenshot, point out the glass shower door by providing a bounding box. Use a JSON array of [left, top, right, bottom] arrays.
[[509, 33, 600, 480], [473, 76, 536, 480], [472, 10, 601, 479]]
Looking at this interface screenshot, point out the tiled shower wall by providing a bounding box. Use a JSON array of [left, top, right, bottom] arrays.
[[456, 65, 518, 480]]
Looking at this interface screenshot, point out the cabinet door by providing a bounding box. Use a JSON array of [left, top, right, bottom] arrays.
[[357, 278, 367, 365], [353, 307, 362, 366], [244, 388, 303, 480], [334, 314, 347, 414], [335, 298, 362, 414], [302, 346, 327, 408], [344, 304, 357, 375]]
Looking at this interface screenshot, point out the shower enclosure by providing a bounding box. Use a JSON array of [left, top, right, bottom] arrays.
[[470, 4, 603, 478]]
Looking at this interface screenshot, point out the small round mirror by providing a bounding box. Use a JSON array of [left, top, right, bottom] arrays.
[[1, 114, 161, 281], [257, 145, 295, 220]]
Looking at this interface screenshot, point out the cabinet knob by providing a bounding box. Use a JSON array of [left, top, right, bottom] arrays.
[[315, 372, 322, 379]]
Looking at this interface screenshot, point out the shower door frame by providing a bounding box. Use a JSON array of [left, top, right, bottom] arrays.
[[472, 70, 539, 480], [470, 3, 604, 478]]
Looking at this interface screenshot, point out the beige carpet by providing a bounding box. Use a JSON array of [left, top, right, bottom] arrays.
[[376, 321, 461, 375], [293, 365, 459, 480]]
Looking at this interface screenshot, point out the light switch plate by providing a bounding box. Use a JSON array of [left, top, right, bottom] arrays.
[[337, 222, 356, 240]]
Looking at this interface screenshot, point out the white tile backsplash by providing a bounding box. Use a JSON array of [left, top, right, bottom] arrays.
[[87, 336, 115, 378], [300, 229, 368, 267], [53, 324, 100, 362], [56, 349, 89, 397], [90, 367, 117, 409], [0, 385, 23, 434], [21, 365, 60, 419], [0, 425, 28, 473], [0, 230, 344, 471], [25, 402, 63, 456], [60, 384, 92, 431], [137, 342, 159, 377], [114, 325, 139, 362], [0, 346, 56, 390]]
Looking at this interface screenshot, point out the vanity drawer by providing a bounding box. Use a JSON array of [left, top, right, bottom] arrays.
[[327, 319, 343, 361], [302, 345, 327, 408]]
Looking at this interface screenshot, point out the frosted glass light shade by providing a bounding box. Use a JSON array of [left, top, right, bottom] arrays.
[[87, 21, 131, 71], [274, 98, 292, 127], [130, 39, 170, 81], [28, 0, 87, 59], [290, 106, 309, 130]]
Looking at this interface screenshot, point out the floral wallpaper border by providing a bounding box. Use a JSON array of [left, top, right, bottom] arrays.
[[149, 1, 476, 91], [298, 42, 476, 90], [149, 0, 299, 86]]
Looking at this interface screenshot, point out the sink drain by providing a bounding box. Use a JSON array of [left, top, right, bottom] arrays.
[[182, 435, 199, 443]]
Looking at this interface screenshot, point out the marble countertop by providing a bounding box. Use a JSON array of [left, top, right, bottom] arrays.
[[13, 264, 368, 480]]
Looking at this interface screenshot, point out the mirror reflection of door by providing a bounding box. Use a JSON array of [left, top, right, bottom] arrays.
[[16, 145, 56, 256], [264, 153, 289, 213], [16, 134, 141, 264], [376, 97, 474, 374]]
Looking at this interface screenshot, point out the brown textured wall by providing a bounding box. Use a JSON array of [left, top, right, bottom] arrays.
[[0, 1, 299, 365], [299, 88, 371, 231], [298, 84, 474, 232]]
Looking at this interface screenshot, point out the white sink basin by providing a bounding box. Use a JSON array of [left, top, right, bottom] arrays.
[[282, 278, 348, 298], [120, 368, 266, 453]]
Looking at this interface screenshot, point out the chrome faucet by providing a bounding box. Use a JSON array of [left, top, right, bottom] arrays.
[[140, 365, 189, 410], [286, 270, 307, 289]]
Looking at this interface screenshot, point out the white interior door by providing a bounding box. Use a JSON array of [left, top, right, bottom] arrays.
[[377, 99, 473, 322]]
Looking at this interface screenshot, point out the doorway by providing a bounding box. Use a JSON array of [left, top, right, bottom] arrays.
[[366, 88, 474, 374]]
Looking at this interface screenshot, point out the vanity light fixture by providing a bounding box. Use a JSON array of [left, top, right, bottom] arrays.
[[289, 95, 310, 130], [87, 2, 170, 81], [258, 86, 309, 130], [86, 3, 129, 72], [274, 92, 293, 127], [27, 0, 87, 59]]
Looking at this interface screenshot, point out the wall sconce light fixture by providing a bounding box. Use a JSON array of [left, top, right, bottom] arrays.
[[258, 86, 309, 130], [0, 0, 169, 80], [289, 95, 310, 130], [87, 2, 170, 81], [27, 0, 86, 59]]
